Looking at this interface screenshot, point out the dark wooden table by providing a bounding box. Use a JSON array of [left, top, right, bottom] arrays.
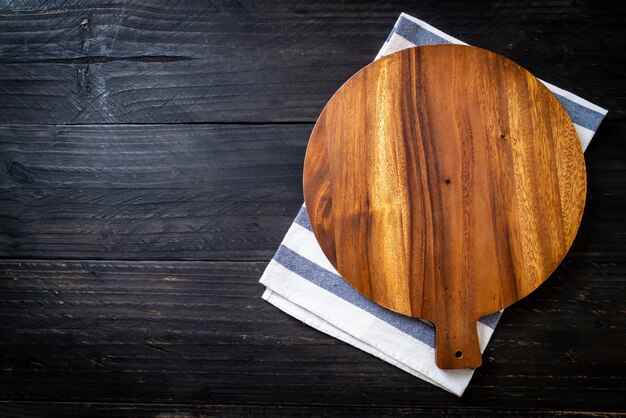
[[0, 1, 624, 416]]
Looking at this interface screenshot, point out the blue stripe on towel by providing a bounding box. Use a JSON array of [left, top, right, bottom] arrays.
[[479, 311, 501, 328], [394, 15, 451, 46], [295, 205, 311, 230], [274, 244, 437, 348], [552, 93, 604, 132], [391, 15, 604, 131]]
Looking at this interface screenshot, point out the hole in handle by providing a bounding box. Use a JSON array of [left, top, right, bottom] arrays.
[[434, 317, 482, 369]]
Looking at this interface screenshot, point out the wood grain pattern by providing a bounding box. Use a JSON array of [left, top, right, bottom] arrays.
[[0, 124, 307, 260], [0, 1, 621, 125], [1, 259, 623, 410], [304, 45, 586, 369]]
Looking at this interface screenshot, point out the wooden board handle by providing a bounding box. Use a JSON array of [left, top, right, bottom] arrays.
[[434, 315, 482, 369]]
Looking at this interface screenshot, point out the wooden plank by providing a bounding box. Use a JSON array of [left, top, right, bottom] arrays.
[[0, 124, 308, 260], [0, 259, 623, 410], [0, 402, 622, 417], [0, 123, 625, 262], [0, 1, 622, 123]]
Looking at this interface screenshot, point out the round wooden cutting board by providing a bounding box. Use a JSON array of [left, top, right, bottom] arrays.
[[303, 45, 586, 369]]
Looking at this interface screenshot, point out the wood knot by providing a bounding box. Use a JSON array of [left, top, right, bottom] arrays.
[[7, 161, 33, 184], [80, 19, 92, 30], [33, 190, 47, 200], [444, 178, 451, 185]]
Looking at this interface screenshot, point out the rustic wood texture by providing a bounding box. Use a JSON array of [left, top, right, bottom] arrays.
[[0, 123, 622, 263], [0, 124, 308, 260], [304, 45, 586, 369], [0, 0, 624, 415], [0, 259, 623, 412], [3, 402, 624, 418], [0, 1, 622, 124]]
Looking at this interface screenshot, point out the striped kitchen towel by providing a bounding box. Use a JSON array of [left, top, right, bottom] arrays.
[[259, 12, 607, 396]]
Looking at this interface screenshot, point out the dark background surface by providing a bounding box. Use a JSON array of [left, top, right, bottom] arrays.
[[0, 1, 624, 416]]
